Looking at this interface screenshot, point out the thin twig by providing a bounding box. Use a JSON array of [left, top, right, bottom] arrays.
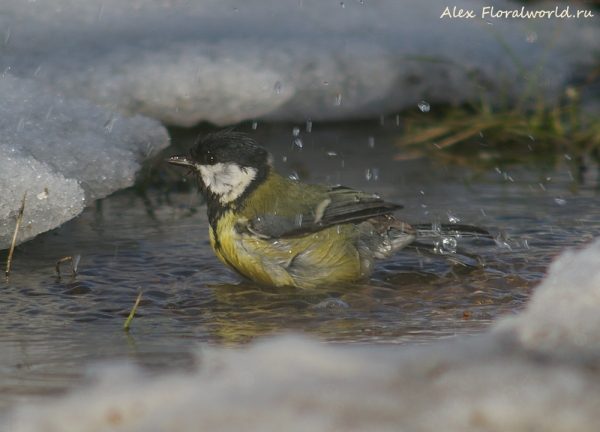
[[6, 190, 27, 282], [123, 290, 143, 331], [56, 256, 77, 278]]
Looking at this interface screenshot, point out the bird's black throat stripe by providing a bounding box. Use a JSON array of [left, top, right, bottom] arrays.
[[205, 164, 271, 252]]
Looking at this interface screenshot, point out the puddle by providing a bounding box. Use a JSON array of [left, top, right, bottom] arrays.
[[0, 121, 598, 410]]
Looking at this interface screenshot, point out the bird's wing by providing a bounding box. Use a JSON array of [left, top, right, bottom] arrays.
[[246, 186, 402, 239]]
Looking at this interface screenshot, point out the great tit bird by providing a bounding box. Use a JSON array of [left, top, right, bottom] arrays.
[[167, 129, 490, 289]]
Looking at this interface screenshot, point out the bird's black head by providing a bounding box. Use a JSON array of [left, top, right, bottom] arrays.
[[190, 129, 271, 170], [167, 129, 272, 215]]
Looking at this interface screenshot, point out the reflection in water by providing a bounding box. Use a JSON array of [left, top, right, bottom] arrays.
[[0, 122, 598, 409]]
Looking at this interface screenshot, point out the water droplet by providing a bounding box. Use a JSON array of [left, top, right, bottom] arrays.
[[368, 136, 375, 148], [442, 237, 457, 254], [479, 131, 483, 137], [73, 255, 81, 272], [327, 151, 337, 156], [525, 32, 537, 43], [306, 120, 312, 132], [564, 154, 571, 161], [372, 168, 379, 181], [418, 101, 430, 112], [539, 183, 546, 191], [555, 196, 566, 206], [333, 94, 342, 106], [252, 121, 257, 130], [486, 20, 493, 25], [353, 196, 360, 202], [294, 138, 303, 148], [2, 66, 10, 76], [365, 169, 372, 181], [282, 156, 287, 162], [447, 210, 460, 223], [495, 234, 511, 249], [372, 193, 380, 199], [104, 117, 117, 132], [295, 214, 303, 226], [292, 127, 300, 136], [336, 225, 342, 234], [495, 167, 501, 174], [274, 81, 282, 94], [289, 172, 299, 181]]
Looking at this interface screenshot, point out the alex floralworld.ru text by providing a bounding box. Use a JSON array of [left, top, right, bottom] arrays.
[[440, 6, 594, 19]]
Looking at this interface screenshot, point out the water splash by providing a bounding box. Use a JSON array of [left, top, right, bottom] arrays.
[[495, 233, 512, 250], [442, 237, 457, 254], [447, 211, 460, 223], [555, 196, 567, 206]]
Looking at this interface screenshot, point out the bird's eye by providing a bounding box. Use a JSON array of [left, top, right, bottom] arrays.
[[207, 154, 216, 164]]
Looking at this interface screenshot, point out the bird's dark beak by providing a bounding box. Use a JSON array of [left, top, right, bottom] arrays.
[[166, 155, 194, 168]]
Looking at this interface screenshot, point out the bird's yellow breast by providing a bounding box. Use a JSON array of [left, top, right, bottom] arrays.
[[209, 210, 365, 288]]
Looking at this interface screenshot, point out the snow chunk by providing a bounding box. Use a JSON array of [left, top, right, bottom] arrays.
[[0, 75, 169, 249]]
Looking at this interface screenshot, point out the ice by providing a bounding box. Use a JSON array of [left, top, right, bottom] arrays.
[[0, 75, 169, 250], [0, 0, 594, 127], [5, 239, 600, 430]]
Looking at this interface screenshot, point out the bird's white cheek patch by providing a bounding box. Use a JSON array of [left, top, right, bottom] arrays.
[[198, 163, 257, 204]]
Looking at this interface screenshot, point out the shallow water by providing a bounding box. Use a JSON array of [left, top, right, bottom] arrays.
[[0, 122, 598, 410]]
